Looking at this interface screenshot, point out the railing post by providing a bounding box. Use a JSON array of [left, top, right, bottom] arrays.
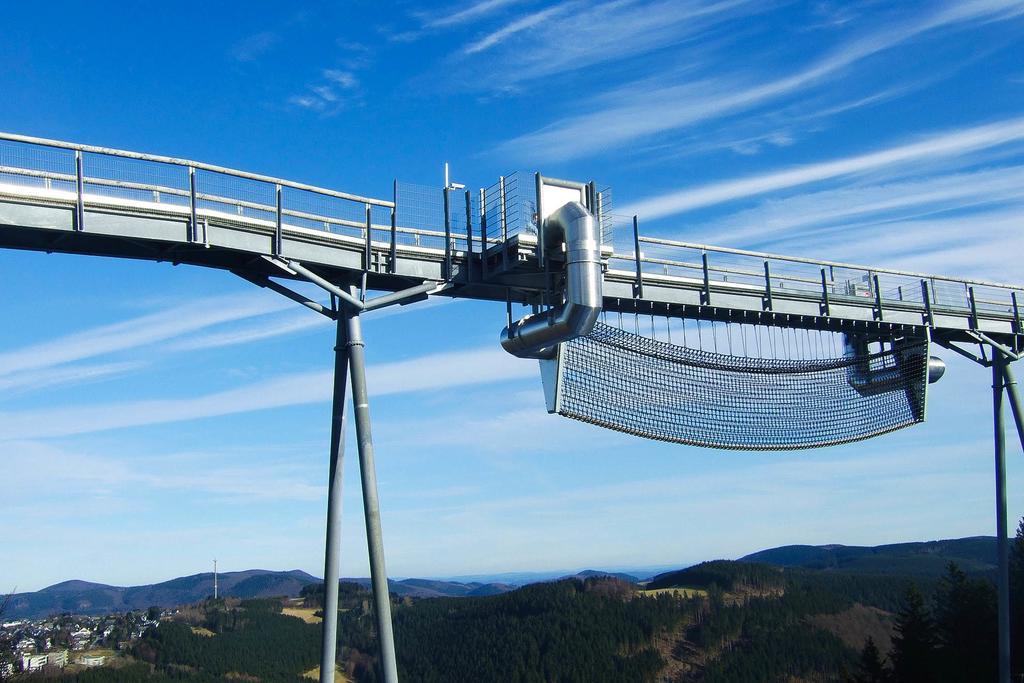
[[364, 203, 372, 273], [189, 166, 198, 243], [274, 184, 283, 256], [464, 190, 473, 283], [701, 252, 711, 306], [921, 279, 935, 327], [442, 186, 452, 281], [1012, 292, 1021, 335], [969, 286, 980, 330], [820, 268, 831, 317], [74, 150, 85, 232], [389, 181, 397, 274], [632, 215, 643, 298], [479, 187, 489, 280], [534, 172, 544, 266], [499, 175, 507, 270], [873, 273, 884, 321], [763, 261, 773, 311]]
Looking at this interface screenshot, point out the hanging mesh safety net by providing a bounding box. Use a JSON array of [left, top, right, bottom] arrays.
[[551, 322, 929, 450]]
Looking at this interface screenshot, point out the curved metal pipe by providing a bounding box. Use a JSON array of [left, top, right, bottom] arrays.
[[500, 201, 602, 359], [843, 334, 944, 397]]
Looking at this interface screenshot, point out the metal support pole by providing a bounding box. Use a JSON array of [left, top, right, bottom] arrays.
[[1003, 361, 1024, 453], [969, 286, 980, 330], [921, 279, 934, 326], [632, 216, 643, 299], [364, 203, 373, 273], [443, 187, 452, 280], [464, 190, 473, 282], [534, 173, 544, 266], [701, 252, 711, 306], [820, 268, 831, 317], [274, 184, 283, 256], [1012, 292, 1021, 336], [189, 167, 198, 243], [479, 187, 489, 280], [993, 352, 1010, 683], [345, 300, 399, 683], [763, 261, 773, 311], [873, 273, 883, 321], [319, 317, 350, 683], [74, 151, 85, 232], [499, 176, 508, 270], [389, 181, 398, 275]]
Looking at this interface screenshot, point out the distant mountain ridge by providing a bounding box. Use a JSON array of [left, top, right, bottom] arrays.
[[5, 537, 997, 619], [5, 570, 319, 620], [739, 536, 997, 576], [4, 571, 523, 620]]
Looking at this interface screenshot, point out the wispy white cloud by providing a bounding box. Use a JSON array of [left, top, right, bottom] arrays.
[[170, 311, 328, 352], [0, 346, 536, 440], [621, 116, 1024, 219], [465, 3, 573, 54], [0, 361, 143, 396], [691, 164, 1024, 248], [289, 67, 363, 113], [424, 0, 523, 29], [3, 441, 326, 503], [461, 0, 757, 83], [498, 0, 1024, 161], [0, 294, 289, 380], [229, 31, 280, 62]]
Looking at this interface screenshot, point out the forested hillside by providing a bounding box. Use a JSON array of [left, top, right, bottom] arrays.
[[19, 528, 1024, 682]]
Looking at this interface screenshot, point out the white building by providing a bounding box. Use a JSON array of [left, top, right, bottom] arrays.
[[20, 649, 67, 672], [79, 654, 105, 667]]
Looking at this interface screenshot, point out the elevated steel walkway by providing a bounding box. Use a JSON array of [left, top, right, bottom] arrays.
[[0, 132, 1020, 350]]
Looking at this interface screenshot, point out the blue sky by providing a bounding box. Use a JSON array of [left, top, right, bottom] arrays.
[[1, 0, 1024, 592]]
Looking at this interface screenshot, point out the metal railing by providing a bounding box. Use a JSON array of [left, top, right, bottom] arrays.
[[0, 132, 440, 270], [607, 233, 1023, 327], [1, 131, 1020, 329]]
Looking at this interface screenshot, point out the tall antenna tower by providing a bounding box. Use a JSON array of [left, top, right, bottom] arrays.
[[213, 559, 218, 600]]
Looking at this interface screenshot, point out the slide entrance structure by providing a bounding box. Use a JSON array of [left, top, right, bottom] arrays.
[[0, 131, 1022, 682]]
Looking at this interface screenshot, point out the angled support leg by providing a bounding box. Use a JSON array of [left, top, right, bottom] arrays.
[[344, 293, 399, 683], [1002, 360, 1024, 453], [320, 316, 350, 683], [993, 353, 1010, 683]]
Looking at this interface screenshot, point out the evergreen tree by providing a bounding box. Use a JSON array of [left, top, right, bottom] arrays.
[[891, 584, 937, 683], [1011, 518, 1024, 677], [851, 637, 890, 683], [933, 562, 996, 682]]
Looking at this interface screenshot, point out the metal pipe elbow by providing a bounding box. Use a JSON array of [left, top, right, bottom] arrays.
[[500, 201, 602, 358]]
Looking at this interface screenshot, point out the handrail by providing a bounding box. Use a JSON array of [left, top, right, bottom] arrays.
[[0, 131, 394, 208], [637, 235, 1022, 292]]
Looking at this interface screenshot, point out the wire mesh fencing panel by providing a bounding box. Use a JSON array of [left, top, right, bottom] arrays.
[[283, 185, 368, 240], [0, 139, 76, 193], [482, 172, 534, 245], [554, 322, 929, 450], [395, 181, 447, 251], [81, 152, 191, 211], [195, 169, 277, 224]]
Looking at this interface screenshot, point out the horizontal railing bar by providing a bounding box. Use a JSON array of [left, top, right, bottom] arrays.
[[636, 235, 1022, 292], [0, 166, 464, 240], [0, 131, 394, 208]]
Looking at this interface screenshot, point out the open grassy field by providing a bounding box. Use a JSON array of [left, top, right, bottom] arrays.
[[283, 606, 323, 624], [302, 665, 351, 682]]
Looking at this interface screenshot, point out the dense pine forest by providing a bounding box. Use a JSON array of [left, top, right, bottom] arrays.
[[15, 525, 1024, 682]]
